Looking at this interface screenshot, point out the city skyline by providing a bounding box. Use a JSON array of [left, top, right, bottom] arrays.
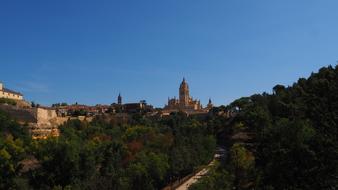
[[1, 1, 338, 107]]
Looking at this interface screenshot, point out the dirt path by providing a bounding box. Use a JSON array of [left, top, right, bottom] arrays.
[[175, 156, 218, 190]]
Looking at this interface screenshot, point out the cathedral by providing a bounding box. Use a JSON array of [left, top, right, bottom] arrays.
[[164, 78, 212, 113]]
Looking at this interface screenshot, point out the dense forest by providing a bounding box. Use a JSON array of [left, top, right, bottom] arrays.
[[191, 65, 338, 189], [0, 112, 215, 189]]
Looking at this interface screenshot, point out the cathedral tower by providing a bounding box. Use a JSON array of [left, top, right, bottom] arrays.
[[179, 78, 189, 107]]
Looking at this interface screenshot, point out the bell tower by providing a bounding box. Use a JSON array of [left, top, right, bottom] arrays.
[[207, 98, 213, 109], [118, 93, 122, 105], [179, 78, 189, 107]]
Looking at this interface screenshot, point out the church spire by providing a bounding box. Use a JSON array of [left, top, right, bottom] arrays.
[[118, 93, 122, 105], [207, 98, 213, 109]]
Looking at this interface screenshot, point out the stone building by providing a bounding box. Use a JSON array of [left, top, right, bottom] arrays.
[[164, 78, 211, 113], [0, 82, 23, 100], [111, 94, 153, 114]]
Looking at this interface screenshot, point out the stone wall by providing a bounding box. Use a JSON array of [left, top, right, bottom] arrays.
[[32, 110, 95, 139], [0, 104, 96, 139], [36, 108, 58, 124]]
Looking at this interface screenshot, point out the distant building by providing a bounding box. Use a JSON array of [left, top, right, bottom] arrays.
[[111, 94, 153, 113], [55, 104, 109, 117], [123, 103, 145, 113], [0, 82, 23, 100], [163, 78, 212, 114]]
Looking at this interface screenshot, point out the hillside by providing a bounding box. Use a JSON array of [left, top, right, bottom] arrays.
[[190, 65, 338, 190]]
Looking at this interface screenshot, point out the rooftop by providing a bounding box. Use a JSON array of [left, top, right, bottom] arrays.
[[2, 88, 23, 96]]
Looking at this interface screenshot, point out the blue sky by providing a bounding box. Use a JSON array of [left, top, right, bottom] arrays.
[[1, 0, 338, 107]]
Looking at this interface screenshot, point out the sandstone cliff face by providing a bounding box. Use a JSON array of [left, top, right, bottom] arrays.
[[30, 108, 60, 139], [0, 104, 61, 138], [0, 104, 95, 139]]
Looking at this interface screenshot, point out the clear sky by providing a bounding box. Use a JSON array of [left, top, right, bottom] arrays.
[[1, 0, 338, 107]]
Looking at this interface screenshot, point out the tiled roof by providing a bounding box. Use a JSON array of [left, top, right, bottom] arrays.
[[2, 88, 23, 96]]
